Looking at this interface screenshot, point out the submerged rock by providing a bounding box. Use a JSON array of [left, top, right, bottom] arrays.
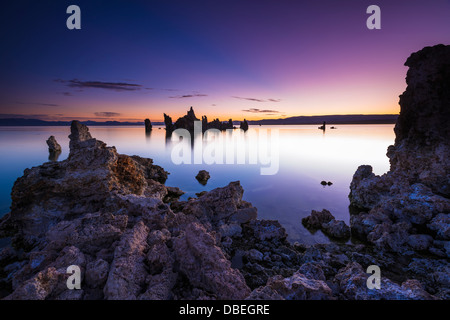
[[302, 209, 350, 240], [302, 209, 334, 229]]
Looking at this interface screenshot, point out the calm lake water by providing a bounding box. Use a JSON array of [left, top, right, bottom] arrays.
[[0, 124, 395, 244]]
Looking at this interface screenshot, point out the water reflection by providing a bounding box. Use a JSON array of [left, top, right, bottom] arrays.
[[48, 150, 61, 161], [0, 124, 395, 244]]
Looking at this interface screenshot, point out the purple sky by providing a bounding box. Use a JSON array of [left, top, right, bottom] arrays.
[[0, 0, 449, 122]]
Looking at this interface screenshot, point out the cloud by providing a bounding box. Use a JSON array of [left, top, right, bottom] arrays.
[[0, 113, 51, 119], [94, 112, 122, 117], [169, 93, 208, 99], [15, 101, 60, 107], [233, 96, 266, 103], [233, 96, 282, 103], [56, 79, 143, 91], [242, 108, 282, 114]]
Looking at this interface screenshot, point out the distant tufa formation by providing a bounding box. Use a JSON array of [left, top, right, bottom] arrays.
[[164, 106, 249, 132], [144, 119, 152, 133]]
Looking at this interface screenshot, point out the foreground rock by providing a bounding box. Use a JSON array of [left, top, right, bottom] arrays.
[[0, 45, 449, 300], [302, 209, 350, 240], [349, 44, 450, 257], [0, 119, 447, 299]]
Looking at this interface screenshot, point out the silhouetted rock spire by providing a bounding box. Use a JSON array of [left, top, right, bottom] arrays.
[[144, 119, 152, 132]]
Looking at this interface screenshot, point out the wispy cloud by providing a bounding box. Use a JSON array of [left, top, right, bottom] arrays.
[[55, 79, 143, 91], [57, 92, 73, 96], [0, 113, 52, 119], [233, 96, 266, 103], [169, 93, 208, 99], [242, 108, 282, 114], [15, 101, 60, 107], [94, 112, 121, 117], [233, 96, 282, 103]]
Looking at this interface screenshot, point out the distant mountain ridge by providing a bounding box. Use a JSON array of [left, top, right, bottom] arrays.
[[248, 114, 398, 125], [0, 114, 398, 126]]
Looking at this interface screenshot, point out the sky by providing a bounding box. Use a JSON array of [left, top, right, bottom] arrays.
[[0, 0, 449, 122]]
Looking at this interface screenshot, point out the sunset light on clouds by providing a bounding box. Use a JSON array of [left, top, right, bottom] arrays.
[[1, 0, 449, 122]]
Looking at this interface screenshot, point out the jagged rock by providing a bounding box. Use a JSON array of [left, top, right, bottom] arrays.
[[4, 267, 66, 300], [46, 136, 62, 161], [407, 234, 434, 251], [131, 155, 169, 184], [195, 170, 210, 185], [254, 272, 333, 300], [163, 113, 175, 132], [427, 213, 450, 240], [230, 207, 257, 224], [182, 181, 257, 225], [321, 220, 351, 240], [174, 106, 199, 132], [248, 220, 287, 241], [46, 135, 61, 154], [85, 259, 109, 288], [0, 120, 174, 249], [165, 107, 235, 132], [298, 262, 326, 281], [334, 262, 436, 300], [246, 249, 263, 262], [348, 45, 450, 255], [219, 223, 242, 238], [68, 120, 92, 151], [46, 212, 128, 253], [246, 286, 284, 300], [173, 222, 250, 299], [103, 221, 149, 300], [302, 209, 334, 229]]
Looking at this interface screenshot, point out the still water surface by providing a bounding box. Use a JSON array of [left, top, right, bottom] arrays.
[[0, 124, 395, 244]]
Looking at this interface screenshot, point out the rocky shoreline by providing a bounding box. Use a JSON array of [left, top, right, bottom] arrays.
[[0, 44, 449, 300]]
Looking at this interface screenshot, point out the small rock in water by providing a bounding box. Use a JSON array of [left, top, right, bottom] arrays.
[[302, 209, 335, 229], [195, 170, 210, 185], [46, 136, 61, 153], [46, 136, 62, 161]]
